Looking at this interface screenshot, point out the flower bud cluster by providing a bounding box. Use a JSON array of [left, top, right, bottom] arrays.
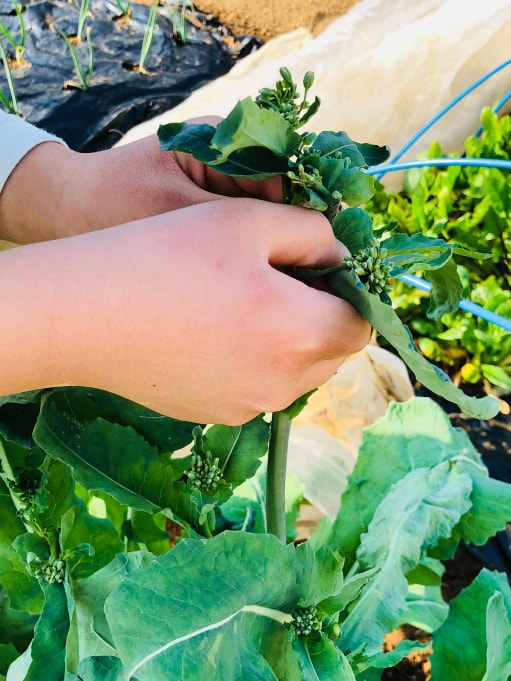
[[7, 469, 40, 506], [186, 451, 222, 494], [291, 605, 321, 637], [343, 244, 392, 295], [32, 556, 66, 584], [287, 163, 322, 189]]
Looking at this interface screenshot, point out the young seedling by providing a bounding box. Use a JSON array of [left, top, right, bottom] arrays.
[[113, 0, 131, 19], [0, 37, 21, 115], [136, 0, 159, 74], [75, 0, 91, 44], [58, 25, 94, 90], [167, 0, 195, 46], [0, 1, 28, 67]]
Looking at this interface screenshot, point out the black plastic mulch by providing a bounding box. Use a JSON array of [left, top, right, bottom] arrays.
[[0, 0, 262, 150]]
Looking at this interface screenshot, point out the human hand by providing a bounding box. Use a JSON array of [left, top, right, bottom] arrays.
[[0, 116, 281, 244], [5, 198, 369, 424]]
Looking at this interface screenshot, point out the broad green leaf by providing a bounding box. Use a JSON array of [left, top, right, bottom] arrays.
[[450, 462, 511, 548], [327, 397, 482, 568], [7, 581, 69, 681], [124, 510, 170, 555], [0, 479, 43, 617], [481, 592, 511, 681], [70, 553, 156, 665], [0, 392, 42, 408], [160, 120, 289, 179], [211, 98, 302, 161], [33, 395, 181, 515], [77, 656, 125, 681], [395, 583, 448, 633], [203, 415, 270, 488], [324, 268, 500, 419], [158, 121, 218, 162], [339, 461, 472, 656], [310, 131, 375, 168], [319, 568, 379, 619], [34, 458, 76, 530], [357, 639, 431, 674], [295, 542, 345, 605], [431, 569, 511, 681], [424, 259, 463, 319], [293, 632, 357, 680], [104, 533, 304, 681], [332, 207, 374, 255], [37, 388, 197, 454], [0, 402, 41, 448], [355, 142, 391, 167], [60, 503, 123, 580], [381, 232, 453, 277], [323, 163, 375, 206], [0, 588, 37, 658], [0, 644, 18, 677]]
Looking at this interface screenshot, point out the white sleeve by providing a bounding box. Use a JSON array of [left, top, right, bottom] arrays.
[[0, 111, 68, 194]]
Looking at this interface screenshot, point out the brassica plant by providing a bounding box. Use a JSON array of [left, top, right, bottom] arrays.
[[1, 69, 509, 681]]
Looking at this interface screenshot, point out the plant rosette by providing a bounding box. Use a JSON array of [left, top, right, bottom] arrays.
[[1, 69, 510, 681]]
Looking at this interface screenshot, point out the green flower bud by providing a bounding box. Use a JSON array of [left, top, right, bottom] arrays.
[[303, 71, 314, 89]]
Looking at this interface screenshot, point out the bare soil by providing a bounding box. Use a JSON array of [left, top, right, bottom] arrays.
[[194, 0, 361, 41]]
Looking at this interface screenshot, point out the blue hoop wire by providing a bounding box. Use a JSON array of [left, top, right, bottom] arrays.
[[366, 59, 511, 332]]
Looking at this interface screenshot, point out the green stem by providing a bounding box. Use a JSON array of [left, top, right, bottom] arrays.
[[266, 410, 291, 542]]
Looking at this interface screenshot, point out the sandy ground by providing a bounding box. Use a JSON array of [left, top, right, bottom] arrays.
[[195, 0, 361, 40]]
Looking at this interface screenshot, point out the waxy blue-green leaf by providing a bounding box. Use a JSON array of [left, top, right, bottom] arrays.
[[443, 459, 511, 554], [211, 98, 303, 162], [431, 568, 511, 681], [77, 656, 126, 681], [104, 533, 305, 681], [158, 121, 217, 162], [326, 398, 483, 569], [332, 207, 374, 254], [7, 581, 69, 681], [69, 553, 155, 666], [324, 268, 500, 420], [379, 232, 463, 317], [481, 591, 511, 681], [339, 461, 472, 657], [321, 162, 375, 206], [159, 120, 290, 179], [423, 259, 464, 319], [381, 232, 453, 277], [310, 131, 387, 169], [395, 583, 448, 633], [356, 639, 431, 675], [293, 632, 357, 680]]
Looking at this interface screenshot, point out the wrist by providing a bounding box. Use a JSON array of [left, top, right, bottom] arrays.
[[0, 141, 79, 244]]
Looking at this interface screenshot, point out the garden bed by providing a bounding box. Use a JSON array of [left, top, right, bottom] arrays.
[[1, 3, 510, 680]]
